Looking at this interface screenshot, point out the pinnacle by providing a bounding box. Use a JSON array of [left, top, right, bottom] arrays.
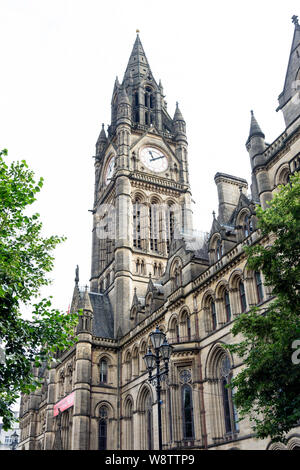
[[118, 86, 130, 105], [122, 33, 153, 86], [248, 110, 265, 140], [173, 102, 185, 122], [97, 123, 107, 143], [82, 286, 93, 312]]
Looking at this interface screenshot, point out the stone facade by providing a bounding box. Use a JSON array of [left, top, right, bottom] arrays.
[[19, 19, 300, 451]]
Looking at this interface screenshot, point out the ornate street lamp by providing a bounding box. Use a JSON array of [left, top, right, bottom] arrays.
[[10, 431, 19, 450], [143, 326, 173, 450]]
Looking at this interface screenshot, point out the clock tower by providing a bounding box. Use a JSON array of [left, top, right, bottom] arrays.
[[90, 33, 193, 337]]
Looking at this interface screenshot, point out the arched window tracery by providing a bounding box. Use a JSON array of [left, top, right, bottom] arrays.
[[99, 406, 108, 450]]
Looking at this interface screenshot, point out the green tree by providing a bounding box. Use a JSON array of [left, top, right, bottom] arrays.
[[0, 149, 78, 430], [226, 172, 300, 443]]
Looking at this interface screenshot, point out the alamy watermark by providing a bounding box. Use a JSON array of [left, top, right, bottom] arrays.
[[291, 339, 300, 365]]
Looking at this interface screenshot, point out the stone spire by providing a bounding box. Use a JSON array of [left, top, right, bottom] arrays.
[[247, 110, 265, 142], [173, 101, 187, 143], [82, 286, 93, 313], [173, 102, 185, 122], [96, 124, 107, 156], [246, 111, 267, 205], [122, 32, 154, 87]]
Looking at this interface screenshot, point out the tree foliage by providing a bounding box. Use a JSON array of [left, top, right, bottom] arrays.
[[0, 149, 78, 430], [226, 172, 300, 443]]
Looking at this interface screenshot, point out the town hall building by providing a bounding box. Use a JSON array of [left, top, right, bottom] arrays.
[[19, 17, 300, 450]]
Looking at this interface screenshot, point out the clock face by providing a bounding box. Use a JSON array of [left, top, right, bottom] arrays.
[[140, 147, 168, 173], [105, 156, 115, 185]]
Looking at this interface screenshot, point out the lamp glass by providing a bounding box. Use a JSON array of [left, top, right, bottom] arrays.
[[160, 339, 172, 361], [143, 348, 155, 370], [150, 326, 165, 350]]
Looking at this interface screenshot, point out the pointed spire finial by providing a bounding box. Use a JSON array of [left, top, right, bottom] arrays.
[[136, 29, 140, 34], [292, 15, 299, 27], [212, 210, 216, 219]]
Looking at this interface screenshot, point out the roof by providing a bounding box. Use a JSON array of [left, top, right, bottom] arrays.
[[88, 292, 114, 338]]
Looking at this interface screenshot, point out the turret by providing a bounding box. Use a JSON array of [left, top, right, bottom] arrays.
[[173, 102, 187, 139], [173, 102, 189, 186], [72, 285, 93, 449], [96, 124, 107, 157], [277, 16, 300, 128], [245, 110, 266, 162], [76, 286, 94, 334], [117, 86, 131, 125], [246, 110, 267, 203]]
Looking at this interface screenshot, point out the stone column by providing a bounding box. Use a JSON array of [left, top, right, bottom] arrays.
[[114, 175, 133, 336], [44, 361, 57, 449], [71, 332, 92, 450]]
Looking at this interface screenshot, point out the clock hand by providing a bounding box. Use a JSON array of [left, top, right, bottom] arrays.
[[150, 155, 164, 161]]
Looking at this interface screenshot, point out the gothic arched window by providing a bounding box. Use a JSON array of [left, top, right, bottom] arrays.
[[146, 393, 153, 449], [144, 86, 154, 125], [255, 271, 264, 303], [210, 299, 217, 331], [139, 390, 153, 450], [167, 205, 175, 253], [224, 290, 231, 322], [158, 263, 163, 277], [171, 259, 182, 291], [182, 384, 194, 440], [220, 355, 239, 435], [100, 359, 108, 384], [181, 310, 192, 341], [133, 200, 142, 249], [124, 398, 133, 449], [149, 205, 158, 252], [99, 406, 108, 450], [238, 280, 247, 312], [216, 238, 223, 261], [243, 214, 253, 238]]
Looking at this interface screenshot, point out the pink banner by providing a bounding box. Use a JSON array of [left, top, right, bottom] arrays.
[[53, 391, 75, 416]]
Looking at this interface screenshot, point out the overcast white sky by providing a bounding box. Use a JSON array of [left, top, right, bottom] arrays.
[[0, 0, 299, 313]]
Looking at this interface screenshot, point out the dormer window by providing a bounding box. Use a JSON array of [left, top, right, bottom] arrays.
[[216, 238, 223, 261], [171, 259, 182, 291], [243, 214, 253, 238]]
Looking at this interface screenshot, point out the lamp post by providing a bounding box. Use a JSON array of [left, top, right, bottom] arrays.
[[10, 431, 19, 450], [143, 326, 173, 451]]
